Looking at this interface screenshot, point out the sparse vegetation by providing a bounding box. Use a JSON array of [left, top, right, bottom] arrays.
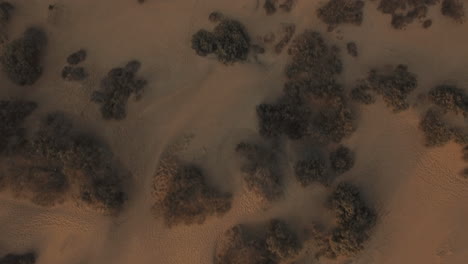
[[351, 84, 376, 105], [265, 219, 302, 260], [367, 64, 418, 112], [377, 0, 440, 29], [0, 100, 37, 154], [61, 66, 87, 81], [0, 252, 36, 264], [158, 163, 232, 227], [428, 85, 468, 117], [317, 0, 365, 28], [235, 142, 283, 202], [441, 0, 465, 22], [192, 19, 250, 64], [66, 49, 87, 65], [418, 108, 468, 147], [294, 155, 328, 186], [312, 98, 356, 143], [1, 27, 47, 85], [330, 145, 355, 174], [346, 42, 358, 57], [274, 23, 295, 54], [91, 60, 147, 120], [264, 0, 277, 15], [0, 1, 14, 24]]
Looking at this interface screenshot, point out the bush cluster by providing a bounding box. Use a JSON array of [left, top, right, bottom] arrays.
[[0, 252, 36, 264], [441, 0, 465, 22], [317, 0, 365, 28]]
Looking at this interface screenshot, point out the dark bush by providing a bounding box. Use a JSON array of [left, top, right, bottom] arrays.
[[327, 182, 376, 256], [377, 0, 439, 29], [367, 64, 417, 112], [66, 49, 86, 65], [0, 1, 14, 24], [213, 20, 250, 64], [160, 164, 232, 227], [428, 85, 468, 117], [441, 0, 465, 22], [264, 0, 277, 15], [329, 145, 354, 174], [423, 19, 433, 28], [0, 100, 37, 153], [208, 11, 224, 23], [265, 219, 302, 260], [0, 252, 36, 264], [346, 42, 358, 57], [1, 27, 47, 85], [279, 0, 295, 12], [351, 84, 376, 105], [235, 142, 283, 202], [419, 108, 454, 147], [256, 102, 310, 140], [294, 155, 328, 186], [274, 23, 295, 54], [61, 66, 87, 81], [191, 30, 217, 56], [312, 98, 356, 143], [317, 0, 365, 28], [91, 60, 147, 120]]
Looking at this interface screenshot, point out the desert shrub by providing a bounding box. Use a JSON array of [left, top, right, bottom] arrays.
[[61, 66, 87, 81], [346, 42, 358, 57], [351, 84, 376, 105], [213, 20, 250, 64], [0, 100, 37, 153], [367, 64, 417, 112], [66, 49, 87, 65], [428, 85, 468, 116], [441, 0, 465, 22], [256, 102, 310, 140], [294, 155, 328, 186], [191, 29, 217, 56], [235, 142, 283, 202], [423, 19, 433, 28], [208, 11, 224, 23], [279, 0, 295, 12], [0, 252, 36, 264], [327, 182, 376, 257], [265, 219, 302, 260], [264, 0, 277, 15], [214, 225, 274, 264], [91, 60, 147, 120], [312, 98, 356, 143], [317, 0, 365, 27], [1, 27, 47, 85], [274, 23, 295, 54], [377, 0, 439, 29], [329, 145, 355, 174], [159, 164, 232, 227], [419, 108, 455, 147], [0, 1, 14, 24]]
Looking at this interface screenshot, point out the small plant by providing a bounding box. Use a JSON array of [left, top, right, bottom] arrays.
[[66, 49, 87, 65], [329, 145, 355, 174], [1, 27, 47, 85]]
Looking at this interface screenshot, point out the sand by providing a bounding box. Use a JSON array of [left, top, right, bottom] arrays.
[[1, 0, 468, 263]]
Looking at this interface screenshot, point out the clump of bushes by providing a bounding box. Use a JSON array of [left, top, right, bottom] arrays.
[[329, 145, 355, 174], [191, 19, 250, 64], [351, 84, 376, 105], [377, 0, 440, 29], [418, 108, 468, 147], [157, 163, 232, 227], [294, 155, 328, 186], [215, 219, 301, 264], [367, 64, 418, 112], [317, 0, 365, 28], [62, 49, 88, 81], [1, 27, 47, 85], [235, 141, 283, 202], [91, 60, 147, 120], [0, 252, 36, 264], [66, 49, 87, 65], [0, 100, 37, 153], [441, 0, 465, 22], [428, 85, 468, 117]]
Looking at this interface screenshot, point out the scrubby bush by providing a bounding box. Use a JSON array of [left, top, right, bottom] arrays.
[[66, 49, 87, 65], [377, 0, 439, 29], [351, 84, 376, 105], [441, 0, 465, 22], [191, 30, 217, 56], [346, 41, 358, 57], [294, 155, 328, 186], [419, 108, 454, 147], [329, 145, 355, 174], [266, 219, 301, 260], [367, 64, 417, 112], [235, 142, 283, 202], [274, 23, 295, 54], [317, 0, 365, 27], [327, 182, 376, 257], [0, 1, 14, 24], [264, 0, 277, 15], [1, 27, 47, 85], [61, 66, 87, 81], [428, 85, 468, 116], [0, 252, 36, 264], [0, 100, 37, 153], [256, 102, 311, 140], [159, 164, 232, 227], [91, 60, 147, 120], [191, 19, 250, 64], [312, 98, 356, 143]]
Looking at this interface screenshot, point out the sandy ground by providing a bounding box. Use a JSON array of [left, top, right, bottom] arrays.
[[1, 0, 468, 263]]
